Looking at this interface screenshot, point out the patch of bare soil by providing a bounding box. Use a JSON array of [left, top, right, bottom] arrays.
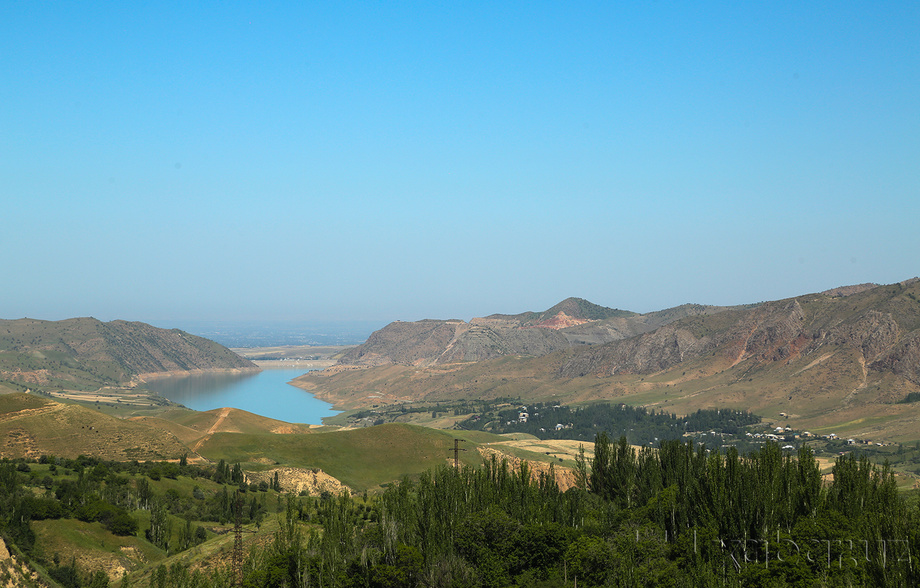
[[59, 547, 132, 583], [0, 403, 59, 423], [245, 467, 351, 496], [528, 311, 593, 330], [0, 368, 52, 386], [494, 438, 595, 461]]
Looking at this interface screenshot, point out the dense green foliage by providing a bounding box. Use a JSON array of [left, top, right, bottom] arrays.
[[324, 439, 914, 587], [459, 402, 760, 446], [3, 435, 919, 587], [173, 437, 917, 588], [0, 455, 279, 587], [897, 391, 920, 404]]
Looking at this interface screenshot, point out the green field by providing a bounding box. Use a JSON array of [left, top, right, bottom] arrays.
[[197, 423, 482, 491]]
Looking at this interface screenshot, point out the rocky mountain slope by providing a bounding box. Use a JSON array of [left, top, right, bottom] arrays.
[[338, 297, 738, 367], [0, 317, 257, 393], [557, 279, 920, 382], [302, 279, 920, 441]]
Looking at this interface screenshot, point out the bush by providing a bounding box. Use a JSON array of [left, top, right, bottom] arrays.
[[22, 496, 64, 520], [107, 512, 138, 536]]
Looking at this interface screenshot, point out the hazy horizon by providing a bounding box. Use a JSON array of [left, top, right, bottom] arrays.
[[4, 3, 917, 324]]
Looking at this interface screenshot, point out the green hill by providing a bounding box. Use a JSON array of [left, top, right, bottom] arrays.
[[537, 297, 637, 322], [196, 423, 481, 491]]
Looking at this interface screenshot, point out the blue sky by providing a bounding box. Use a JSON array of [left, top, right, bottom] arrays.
[[2, 2, 918, 325]]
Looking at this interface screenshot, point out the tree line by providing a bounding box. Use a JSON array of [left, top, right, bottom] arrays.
[[460, 403, 760, 446]]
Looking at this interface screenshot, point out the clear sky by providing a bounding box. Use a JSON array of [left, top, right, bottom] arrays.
[[2, 2, 918, 325]]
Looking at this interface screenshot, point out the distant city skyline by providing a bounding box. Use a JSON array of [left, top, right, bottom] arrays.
[[3, 2, 918, 325]]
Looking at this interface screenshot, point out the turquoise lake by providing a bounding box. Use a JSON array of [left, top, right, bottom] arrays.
[[145, 368, 339, 425]]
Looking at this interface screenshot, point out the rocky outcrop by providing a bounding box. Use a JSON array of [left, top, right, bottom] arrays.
[[558, 325, 711, 377], [245, 467, 350, 496], [478, 447, 578, 492], [0, 536, 43, 587], [832, 311, 902, 362], [528, 311, 593, 330], [438, 325, 570, 363], [870, 331, 920, 385]]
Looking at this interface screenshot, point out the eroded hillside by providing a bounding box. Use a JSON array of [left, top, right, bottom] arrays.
[[337, 297, 737, 367], [299, 279, 920, 441]]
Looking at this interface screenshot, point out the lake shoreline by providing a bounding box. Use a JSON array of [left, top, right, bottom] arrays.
[[252, 359, 338, 370], [146, 367, 340, 425], [136, 366, 262, 383]]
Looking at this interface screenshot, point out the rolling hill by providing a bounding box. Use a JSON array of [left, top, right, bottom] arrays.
[[0, 393, 571, 493], [0, 393, 189, 461]]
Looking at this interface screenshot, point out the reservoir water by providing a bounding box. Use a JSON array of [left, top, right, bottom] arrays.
[[146, 368, 339, 425]]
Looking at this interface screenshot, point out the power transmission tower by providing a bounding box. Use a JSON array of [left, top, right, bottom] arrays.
[[450, 439, 467, 468], [233, 492, 243, 587], [231, 491, 257, 587]]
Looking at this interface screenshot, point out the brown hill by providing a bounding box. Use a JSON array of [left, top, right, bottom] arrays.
[[557, 278, 920, 381], [558, 303, 747, 346], [338, 320, 465, 366], [0, 317, 257, 393], [337, 299, 734, 367], [301, 279, 920, 441], [0, 393, 189, 460]]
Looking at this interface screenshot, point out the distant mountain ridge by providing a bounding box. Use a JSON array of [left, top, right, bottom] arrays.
[[0, 317, 257, 393], [337, 297, 741, 367], [303, 278, 920, 441]]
